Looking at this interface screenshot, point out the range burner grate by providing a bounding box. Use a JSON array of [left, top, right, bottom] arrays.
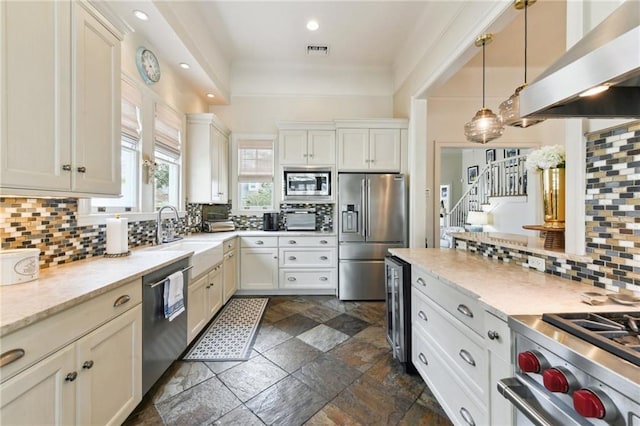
[[542, 312, 640, 367]]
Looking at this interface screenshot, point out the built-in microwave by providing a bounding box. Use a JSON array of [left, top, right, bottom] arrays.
[[283, 168, 331, 200]]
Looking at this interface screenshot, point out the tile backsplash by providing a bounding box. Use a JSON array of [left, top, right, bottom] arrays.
[[459, 120, 640, 294], [0, 198, 185, 268]]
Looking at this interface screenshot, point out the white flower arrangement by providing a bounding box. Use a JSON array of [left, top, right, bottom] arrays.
[[525, 145, 566, 172]]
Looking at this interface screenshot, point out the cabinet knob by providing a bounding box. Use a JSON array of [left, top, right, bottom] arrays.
[[65, 372, 78, 382], [288, 277, 296, 281], [82, 360, 94, 370], [320, 256, 328, 260], [319, 276, 328, 281], [487, 330, 500, 340], [77, 166, 87, 173], [255, 240, 264, 245], [62, 164, 72, 171], [288, 240, 297, 244], [320, 240, 328, 244], [289, 256, 297, 260]]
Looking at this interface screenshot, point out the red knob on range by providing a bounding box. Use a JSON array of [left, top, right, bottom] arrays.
[[573, 389, 606, 419], [517, 351, 541, 373], [542, 368, 569, 393]]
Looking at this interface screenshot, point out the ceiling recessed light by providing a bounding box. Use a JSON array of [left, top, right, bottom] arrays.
[[133, 10, 149, 21], [179, 62, 190, 69], [306, 20, 319, 31], [579, 85, 609, 97], [206, 93, 215, 98]]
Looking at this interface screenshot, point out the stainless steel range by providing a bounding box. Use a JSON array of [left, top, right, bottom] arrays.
[[499, 311, 640, 425]]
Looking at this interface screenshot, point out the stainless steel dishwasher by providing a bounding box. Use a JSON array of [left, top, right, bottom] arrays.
[[142, 258, 190, 395]]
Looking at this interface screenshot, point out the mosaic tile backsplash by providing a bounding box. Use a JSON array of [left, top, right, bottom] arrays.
[[0, 198, 187, 268], [459, 120, 640, 294]]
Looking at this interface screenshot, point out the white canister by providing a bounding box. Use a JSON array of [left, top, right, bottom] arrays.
[[0, 248, 40, 286]]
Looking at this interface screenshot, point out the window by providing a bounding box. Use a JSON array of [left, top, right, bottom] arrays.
[[154, 102, 183, 210], [91, 77, 141, 212], [237, 139, 274, 210]]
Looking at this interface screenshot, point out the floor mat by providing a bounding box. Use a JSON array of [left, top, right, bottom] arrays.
[[183, 297, 269, 361]]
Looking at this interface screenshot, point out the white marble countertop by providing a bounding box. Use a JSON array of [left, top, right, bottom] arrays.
[[389, 248, 638, 320], [0, 230, 336, 336]]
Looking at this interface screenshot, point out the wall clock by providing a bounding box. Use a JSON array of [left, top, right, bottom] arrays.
[[136, 47, 161, 84]]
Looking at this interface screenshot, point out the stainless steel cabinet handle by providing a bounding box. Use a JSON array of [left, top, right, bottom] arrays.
[[487, 330, 500, 340], [0, 349, 25, 367], [457, 304, 474, 318], [418, 311, 428, 322], [459, 407, 476, 426], [320, 240, 328, 244], [320, 256, 328, 260], [416, 277, 426, 287], [459, 349, 476, 367], [77, 166, 86, 173], [288, 277, 296, 281], [289, 256, 297, 260], [418, 353, 428, 365], [62, 164, 72, 171], [113, 295, 131, 307], [255, 240, 264, 245], [319, 276, 328, 281], [82, 360, 94, 369], [288, 240, 297, 244], [65, 372, 78, 382]]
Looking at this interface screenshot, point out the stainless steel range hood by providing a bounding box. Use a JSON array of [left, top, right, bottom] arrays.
[[519, 0, 640, 119]]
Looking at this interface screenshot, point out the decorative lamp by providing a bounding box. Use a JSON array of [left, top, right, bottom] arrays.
[[467, 211, 491, 232], [464, 34, 504, 144], [499, 0, 545, 128]]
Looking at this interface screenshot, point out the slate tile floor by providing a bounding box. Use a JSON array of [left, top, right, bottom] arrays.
[[124, 296, 452, 426]]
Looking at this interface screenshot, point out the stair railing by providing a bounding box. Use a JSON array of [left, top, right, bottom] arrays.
[[444, 154, 527, 228]]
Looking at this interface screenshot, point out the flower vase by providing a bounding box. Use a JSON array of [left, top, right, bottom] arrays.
[[541, 167, 565, 228]]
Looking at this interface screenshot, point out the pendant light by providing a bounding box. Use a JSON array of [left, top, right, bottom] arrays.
[[464, 33, 504, 144], [499, 0, 544, 128]]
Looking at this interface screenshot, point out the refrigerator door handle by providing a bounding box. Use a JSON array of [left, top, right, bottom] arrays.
[[360, 178, 366, 238], [366, 178, 371, 238]]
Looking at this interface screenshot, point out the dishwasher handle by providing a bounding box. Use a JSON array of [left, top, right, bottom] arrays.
[[146, 265, 193, 288], [497, 378, 554, 426]]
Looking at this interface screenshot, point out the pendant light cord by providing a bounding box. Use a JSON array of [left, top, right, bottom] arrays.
[[524, 0, 528, 84], [482, 40, 486, 108]]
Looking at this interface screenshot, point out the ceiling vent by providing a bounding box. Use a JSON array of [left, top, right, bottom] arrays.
[[306, 45, 329, 56]]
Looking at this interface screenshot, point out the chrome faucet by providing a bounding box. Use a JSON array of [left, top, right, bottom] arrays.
[[156, 205, 183, 245]]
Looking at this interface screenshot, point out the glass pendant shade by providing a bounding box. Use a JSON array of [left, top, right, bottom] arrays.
[[464, 108, 504, 144], [464, 33, 504, 144]]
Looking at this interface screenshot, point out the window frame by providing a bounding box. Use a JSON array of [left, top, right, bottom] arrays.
[[231, 134, 278, 214]]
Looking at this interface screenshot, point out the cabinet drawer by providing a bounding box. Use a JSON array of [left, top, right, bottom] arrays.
[[223, 238, 237, 253], [1, 279, 141, 383], [484, 311, 511, 361], [413, 328, 487, 426], [412, 287, 486, 400], [278, 248, 335, 268], [412, 266, 483, 336], [240, 236, 278, 248], [279, 269, 335, 289], [278, 236, 336, 247]]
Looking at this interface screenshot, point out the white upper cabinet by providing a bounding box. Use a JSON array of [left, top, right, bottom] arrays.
[[187, 113, 230, 204], [336, 120, 406, 172], [278, 123, 336, 166], [0, 1, 122, 196]]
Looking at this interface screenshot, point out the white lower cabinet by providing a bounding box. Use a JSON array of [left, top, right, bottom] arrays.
[[411, 265, 513, 426], [240, 248, 279, 290], [188, 264, 224, 343], [223, 246, 238, 304], [0, 304, 142, 426], [279, 269, 335, 289]]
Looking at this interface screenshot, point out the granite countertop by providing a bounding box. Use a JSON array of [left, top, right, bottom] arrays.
[[0, 230, 336, 337], [389, 248, 638, 320], [0, 250, 191, 337]]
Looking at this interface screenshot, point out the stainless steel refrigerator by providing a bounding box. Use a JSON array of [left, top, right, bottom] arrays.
[[338, 173, 408, 300]]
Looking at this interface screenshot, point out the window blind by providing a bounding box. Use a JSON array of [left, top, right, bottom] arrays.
[[121, 78, 142, 140], [238, 139, 273, 183], [154, 102, 183, 157]]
